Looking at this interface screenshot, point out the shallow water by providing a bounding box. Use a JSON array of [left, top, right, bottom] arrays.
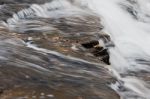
[[0, 0, 150, 99], [0, 0, 119, 99]]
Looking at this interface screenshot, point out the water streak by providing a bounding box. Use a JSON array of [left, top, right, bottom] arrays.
[[2, 0, 150, 98]]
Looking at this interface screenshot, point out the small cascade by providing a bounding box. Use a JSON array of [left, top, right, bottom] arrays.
[[84, 0, 150, 99], [3, 0, 92, 33], [0, 0, 150, 99]]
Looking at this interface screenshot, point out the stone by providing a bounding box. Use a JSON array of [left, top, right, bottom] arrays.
[[0, 1, 118, 98]]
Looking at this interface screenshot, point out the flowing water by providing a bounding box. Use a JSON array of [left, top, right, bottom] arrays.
[[85, 0, 150, 99], [0, 0, 150, 99]]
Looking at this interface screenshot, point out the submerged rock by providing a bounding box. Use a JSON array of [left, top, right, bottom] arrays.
[[0, 4, 30, 21], [0, 32, 119, 99], [0, 0, 52, 4], [15, 12, 112, 65], [0, 16, 117, 99], [0, 1, 118, 99]]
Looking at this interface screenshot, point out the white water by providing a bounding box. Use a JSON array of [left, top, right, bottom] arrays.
[[2, 0, 92, 33], [3, 0, 150, 99], [84, 0, 150, 99]]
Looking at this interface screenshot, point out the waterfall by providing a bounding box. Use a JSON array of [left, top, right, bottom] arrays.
[[84, 0, 150, 98]]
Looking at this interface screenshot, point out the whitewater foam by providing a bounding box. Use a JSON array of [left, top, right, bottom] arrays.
[[84, 0, 150, 98]]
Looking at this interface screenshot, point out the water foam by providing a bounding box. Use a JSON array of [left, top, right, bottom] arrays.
[[84, 0, 150, 98]]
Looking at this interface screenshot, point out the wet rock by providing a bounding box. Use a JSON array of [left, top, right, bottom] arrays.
[[0, 0, 52, 4], [0, 4, 30, 21], [92, 48, 110, 65], [81, 40, 110, 65], [18, 32, 110, 64], [0, 63, 118, 99], [0, 33, 119, 99], [81, 40, 99, 49], [0, 1, 118, 98], [46, 15, 102, 34], [14, 12, 109, 65]]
